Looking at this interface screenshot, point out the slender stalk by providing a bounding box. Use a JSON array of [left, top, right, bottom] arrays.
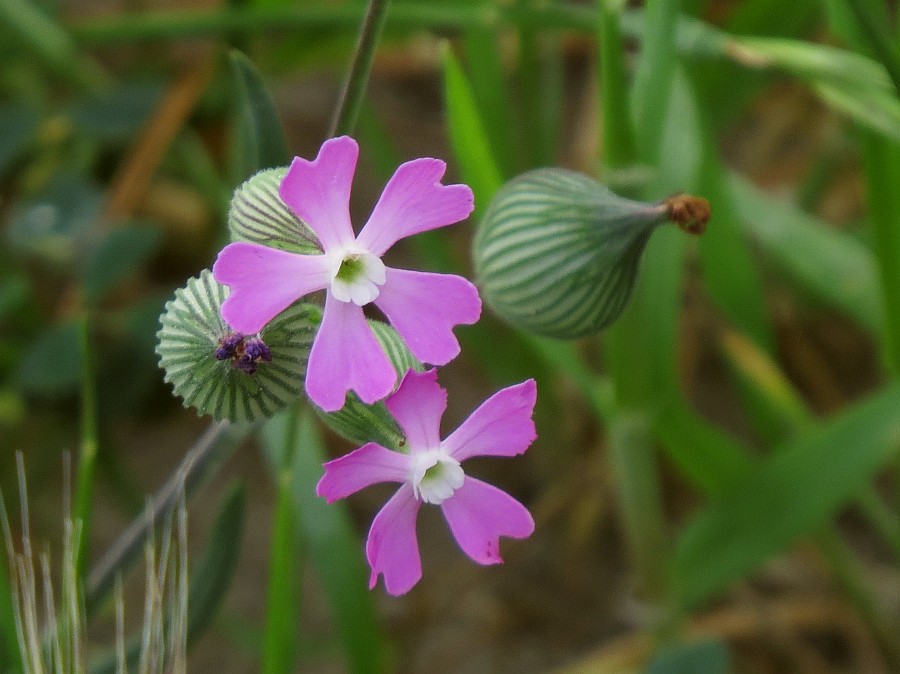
[[74, 314, 98, 580], [85, 421, 249, 612], [328, 0, 391, 138]]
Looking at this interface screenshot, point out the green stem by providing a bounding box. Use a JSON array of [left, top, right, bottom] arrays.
[[74, 314, 98, 580], [329, 0, 391, 138]]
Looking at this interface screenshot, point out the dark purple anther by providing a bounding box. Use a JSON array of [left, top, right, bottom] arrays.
[[243, 338, 272, 363], [215, 332, 245, 360]]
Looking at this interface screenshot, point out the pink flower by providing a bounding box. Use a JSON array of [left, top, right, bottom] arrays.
[[213, 136, 481, 411], [317, 369, 537, 596]]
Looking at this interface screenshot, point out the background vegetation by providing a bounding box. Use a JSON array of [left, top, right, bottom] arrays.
[[2, 0, 900, 672]]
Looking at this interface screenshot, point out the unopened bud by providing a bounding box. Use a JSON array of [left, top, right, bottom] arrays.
[[473, 169, 708, 339]]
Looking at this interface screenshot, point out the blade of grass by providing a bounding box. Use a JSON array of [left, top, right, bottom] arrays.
[[74, 313, 98, 580], [729, 174, 883, 332], [673, 383, 900, 608], [0, 526, 21, 672], [630, 0, 681, 164], [686, 75, 775, 354], [600, 0, 686, 601], [261, 410, 387, 674], [462, 26, 516, 176], [598, 0, 637, 174], [261, 469, 299, 674], [443, 45, 503, 215], [516, 6, 563, 168]]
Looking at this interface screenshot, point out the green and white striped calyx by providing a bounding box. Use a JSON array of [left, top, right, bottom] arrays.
[[156, 270, 316, 422], [316, 321, 423, 451], [473, 168, 708, 339]]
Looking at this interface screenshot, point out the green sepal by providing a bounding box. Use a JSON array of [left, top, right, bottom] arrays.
[[155, 270, 316, 422], [316, 321, 423, 451], [228, 167, 321, 254]]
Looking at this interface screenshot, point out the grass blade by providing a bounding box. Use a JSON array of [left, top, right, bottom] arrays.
[[443, 45, 503, 215], [729, 174, 883, 333], [261, 410, 387, 674], [673, 383, 900, 608]]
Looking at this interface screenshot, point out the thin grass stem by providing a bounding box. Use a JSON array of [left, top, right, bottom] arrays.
[[328, 0, 391, 138]]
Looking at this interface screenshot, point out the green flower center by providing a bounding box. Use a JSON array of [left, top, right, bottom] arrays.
[[336, 254, 365, 282]]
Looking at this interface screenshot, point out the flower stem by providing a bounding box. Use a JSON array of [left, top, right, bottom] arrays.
[[328, 0, 391, 138]]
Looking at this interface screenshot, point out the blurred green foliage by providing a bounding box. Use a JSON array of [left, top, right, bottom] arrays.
[[2, 1, 900, 673]]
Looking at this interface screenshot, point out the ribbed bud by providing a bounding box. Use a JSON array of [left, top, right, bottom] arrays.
[[473, 168, 708, 339], [316, 322, 423, 451], [228, 167, 321, 253], [156, 270, 316, 422]]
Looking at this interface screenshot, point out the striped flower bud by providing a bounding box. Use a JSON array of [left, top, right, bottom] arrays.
[[473, 169, 708, 339], [156, 270, 316, 422]]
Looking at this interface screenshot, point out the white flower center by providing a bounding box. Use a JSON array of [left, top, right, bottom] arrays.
[[329, 247, 386, 305], [408, 449, 465, 505]]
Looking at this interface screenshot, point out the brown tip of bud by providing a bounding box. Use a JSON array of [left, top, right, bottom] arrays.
[[664, 194, 710, 235]]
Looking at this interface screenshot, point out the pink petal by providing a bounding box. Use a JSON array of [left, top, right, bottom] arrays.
[[366, 484, 423, 595], [384, 370, 446, 452], [213, 242, 333, 333], [316, 442, 411, 503], [440, 477, 534, 566], [305, 293, 397, 411], [373, 268, 481, 365], [443, 380, 537, 462], [278, 136, 359, 252], [356, 158, 474, 257]]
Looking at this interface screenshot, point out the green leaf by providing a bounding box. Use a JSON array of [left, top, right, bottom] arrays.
[[81, 224, 161, 305], [673, 383, 900, 608], [17, 320, 82, 395], [229, 50, 291, 183], [0, 102, 38, 176], [261, 411, 387, 674], [729, 174, 883, 333], [67, 80, 165, 142], [443, 45, 503, 216], [646, 639, 731, 674], [655, 400, 754, 497], [186, 482, 246, 643], [6, 174, 101, 265]]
